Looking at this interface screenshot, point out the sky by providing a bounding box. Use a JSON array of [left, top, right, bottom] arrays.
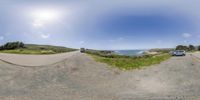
[[0, 0, 200, 50]]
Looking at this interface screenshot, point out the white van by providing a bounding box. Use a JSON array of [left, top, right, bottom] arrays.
[[170, 50, 186, 56]]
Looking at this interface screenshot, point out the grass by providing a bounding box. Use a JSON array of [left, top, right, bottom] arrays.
[[0, 44, 77, 54], [88, 52, 171, 70], [0, 49, 56, 54]]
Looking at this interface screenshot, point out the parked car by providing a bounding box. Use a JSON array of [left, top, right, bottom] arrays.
[[170, 50, 186, 56]]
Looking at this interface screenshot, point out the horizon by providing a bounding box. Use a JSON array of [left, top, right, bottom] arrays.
[[0, 0, 200, 50], [0, 42, 193, 50]]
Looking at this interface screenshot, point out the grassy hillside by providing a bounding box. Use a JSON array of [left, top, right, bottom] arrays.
[[0, 44, 77, 54]]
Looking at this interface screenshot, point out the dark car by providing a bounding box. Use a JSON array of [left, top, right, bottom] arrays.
[[80, 48, 85, 53]]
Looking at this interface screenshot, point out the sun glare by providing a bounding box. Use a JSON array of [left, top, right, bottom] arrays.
[[31, 9, 61, 27], [32, 9, 60, 21]]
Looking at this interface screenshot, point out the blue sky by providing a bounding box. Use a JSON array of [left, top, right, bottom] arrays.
[[0, 0, 200, 50]]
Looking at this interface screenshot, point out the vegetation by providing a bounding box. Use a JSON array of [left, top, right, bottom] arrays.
[[175, 44, 199, 51], [176, 45, 189, 51], [86, 50, 171, 70], [0, 41, 24, 50], [149, 48, 174, 53], [0, 42, 77, 54], [188, 45, 195, 51], [85, 49, 121, 58], [198, 46, 200, 51], [150, 45, 200, 53]]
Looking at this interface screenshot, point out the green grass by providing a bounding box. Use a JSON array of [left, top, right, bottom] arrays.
[[0, 49, 56, 54], [0, 44, 77, 54], [89, 53, 171, 70]]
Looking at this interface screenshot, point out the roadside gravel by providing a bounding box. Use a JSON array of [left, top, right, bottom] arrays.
[[0, 52, 200, 100]]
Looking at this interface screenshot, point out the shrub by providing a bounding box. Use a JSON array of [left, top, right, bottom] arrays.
[[176, 45, 197, 51], [198, 46, 200, 51], [176, 45, 189, 51], [0, 41, 24, 50], [188, 45, 195, 51]]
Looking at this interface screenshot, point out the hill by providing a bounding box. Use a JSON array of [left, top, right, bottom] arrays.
[[0, 43, 77, 54]]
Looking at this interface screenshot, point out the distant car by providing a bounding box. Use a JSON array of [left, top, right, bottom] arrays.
[[170, 50, 186, 56], [80, 48, 85, 53]]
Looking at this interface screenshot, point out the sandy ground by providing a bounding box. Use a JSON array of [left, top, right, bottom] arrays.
[[0, 52, 200, 100]]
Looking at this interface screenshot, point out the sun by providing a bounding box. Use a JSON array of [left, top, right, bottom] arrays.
[[32, 9, 59, 21], [31, 9, 60, 27]]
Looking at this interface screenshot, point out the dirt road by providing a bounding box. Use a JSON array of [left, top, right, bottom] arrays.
[[0, 52, 200, 100], [0, 51, 78, 66]]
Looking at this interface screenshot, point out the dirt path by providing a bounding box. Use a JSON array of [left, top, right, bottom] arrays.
[[0, 52, 200, 100]]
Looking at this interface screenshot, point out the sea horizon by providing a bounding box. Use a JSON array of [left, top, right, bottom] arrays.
[[113, 49, 148, 56]]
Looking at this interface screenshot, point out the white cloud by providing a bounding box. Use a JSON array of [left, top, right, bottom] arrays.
[[183, 40, 189, 44], [40, 34, 50, 39], [156, 40, 162, 44], [33, 19, 44, 28], [109, 39, 115, 42], [79, 41, 85, 44], [5, 32, 11, 36], [118, 37, 124, 41], [0, 36, 4, 40], [109, 37, 124, 42], [182, 33, 192, 38]]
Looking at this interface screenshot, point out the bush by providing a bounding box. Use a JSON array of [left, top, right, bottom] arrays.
[[176, 45, 197, 51], [188, 45, 195, 51], [149, 48, 174, 53], [198, 46, 200, 51], [0, 41, 24, 50], [176, 45, 189, 51]]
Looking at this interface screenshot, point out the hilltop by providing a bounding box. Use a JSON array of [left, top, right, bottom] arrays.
[[0, 42, 77, 54]]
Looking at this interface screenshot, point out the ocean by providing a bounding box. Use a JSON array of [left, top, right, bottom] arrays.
[[114, 50, 147, 56]]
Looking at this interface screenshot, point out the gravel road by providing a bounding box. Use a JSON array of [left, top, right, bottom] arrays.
[[0, 51, 78, 66], [0, 52, 200, 100]]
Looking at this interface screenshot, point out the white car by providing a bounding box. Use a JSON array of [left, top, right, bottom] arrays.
[[170, 50, 186, 56]]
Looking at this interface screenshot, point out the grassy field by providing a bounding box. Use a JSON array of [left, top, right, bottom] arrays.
[[86, 50, 171, 70], [0, 44, 77, 54]]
